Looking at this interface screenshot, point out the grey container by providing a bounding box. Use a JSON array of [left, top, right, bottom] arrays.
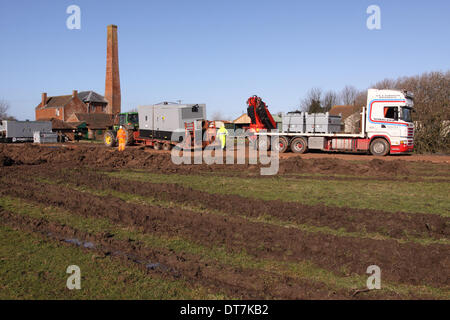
[[305, 112, 341, 133], [282, 112, 305, 133], [138, 103, 206, 142], [0, 120, 52, 141], [33, 131, 58, 144]]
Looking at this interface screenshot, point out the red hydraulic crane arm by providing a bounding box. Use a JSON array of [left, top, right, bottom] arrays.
[[246, 95, 277, 131]]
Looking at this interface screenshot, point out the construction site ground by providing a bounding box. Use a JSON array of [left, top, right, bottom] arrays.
[[0, 143, 449, 299]]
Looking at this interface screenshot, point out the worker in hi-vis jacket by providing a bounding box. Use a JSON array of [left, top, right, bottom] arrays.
[[217, 124, 228, 150], [117, 126, 127, 152]]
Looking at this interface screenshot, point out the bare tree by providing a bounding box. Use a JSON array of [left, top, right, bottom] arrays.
[[0, 99, 15, 121], [301, 87, 323, 113], [373, 78, 397, 90], [365, 71, 449, 153], [340, 85, 358, 105], [322, 90, 340, 111], [353, 90, 368, 109], [394, 71, 450, 153]]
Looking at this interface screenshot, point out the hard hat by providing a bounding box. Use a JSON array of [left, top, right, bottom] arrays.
[[119, 125, 123, 129]]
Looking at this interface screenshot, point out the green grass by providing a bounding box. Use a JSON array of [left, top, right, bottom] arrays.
[[1, 195, 448, 299], [287, 172, 450, 181], [105, 170, 450, 217], [0, 225, 223, 300], [36, 177, 449, 246]]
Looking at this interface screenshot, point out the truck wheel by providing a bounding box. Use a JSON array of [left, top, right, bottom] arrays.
[[370, 138, 390, 156], [104, 131, 116, 147], [126, 130, 135, 146], [154, 142, 162, 150], [258, 136, 271, 151], [290, 137, 307, 154], [162, 142, 172, 151], [273, 136, 288, 153]]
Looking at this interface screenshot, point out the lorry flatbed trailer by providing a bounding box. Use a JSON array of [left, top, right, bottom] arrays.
[[249, 89, 415, 156]]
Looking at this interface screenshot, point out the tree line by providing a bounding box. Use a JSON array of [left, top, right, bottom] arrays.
[[299, 70, 450, 153], [299, 85, 361, 113]]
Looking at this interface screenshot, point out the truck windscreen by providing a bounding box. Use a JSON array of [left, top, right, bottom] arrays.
[[401, 107, 413, 122], [129, 114, 138, 124]]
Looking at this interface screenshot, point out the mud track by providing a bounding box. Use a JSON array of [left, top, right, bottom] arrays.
[[34, 167, 450, 243], [1, 169, 449, 289], [0, 144, 422, 177], [0, 209, 357, 299]]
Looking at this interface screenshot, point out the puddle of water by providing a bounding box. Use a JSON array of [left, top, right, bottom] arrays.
[[64, 238, 95, 248], [61, 238, 171, 274]]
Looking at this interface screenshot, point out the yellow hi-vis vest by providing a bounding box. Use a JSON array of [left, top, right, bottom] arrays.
[[217, 127, 228, 147]]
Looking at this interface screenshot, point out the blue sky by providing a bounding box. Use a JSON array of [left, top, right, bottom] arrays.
[[1, 0, 449, 120]]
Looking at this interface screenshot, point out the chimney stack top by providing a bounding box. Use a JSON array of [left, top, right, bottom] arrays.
[[72, 90, 78, 98], [41, 92, 47, 106]]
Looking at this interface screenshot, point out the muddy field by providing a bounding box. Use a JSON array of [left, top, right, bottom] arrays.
[[0, 143, 449, 299]]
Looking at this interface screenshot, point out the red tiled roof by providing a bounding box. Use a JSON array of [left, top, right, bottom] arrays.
[[42, 95, 73, 108], [51, 119, 82, 130], [71, 113, 113, 129]]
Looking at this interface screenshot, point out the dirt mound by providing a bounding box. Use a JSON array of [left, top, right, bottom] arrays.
[[368, 159, 410, 175], [0, 144, 410, 176], [278, 157, 410, 176], [0, 144, 243, 172], [278, 157, 356, 174]]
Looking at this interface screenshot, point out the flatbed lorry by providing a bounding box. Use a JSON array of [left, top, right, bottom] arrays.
[[249, 89, 415, 156]]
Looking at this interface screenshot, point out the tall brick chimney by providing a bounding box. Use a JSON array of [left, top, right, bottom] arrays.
[[105, 24, 121, 115]]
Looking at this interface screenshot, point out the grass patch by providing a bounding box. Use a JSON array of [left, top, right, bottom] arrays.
[[1, 195, 448, 299], [287, 172, 450, 181], [36, 177, 449, 246], [0, 224, 222, 299], [106, 170, 450, 217]]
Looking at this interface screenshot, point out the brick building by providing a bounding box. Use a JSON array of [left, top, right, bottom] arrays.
[[35, 24, 121, 141], [35, 90, 86, 121], [78, 91, 109, 113], [35, 90, 109, 121], [66, 112, 113, 140]]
